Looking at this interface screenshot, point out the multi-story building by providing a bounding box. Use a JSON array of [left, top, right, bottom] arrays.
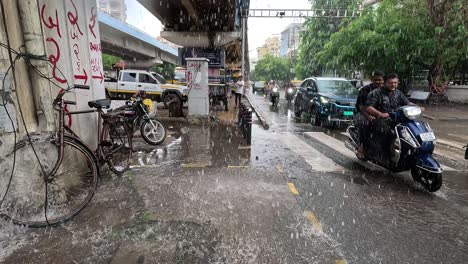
[[280, 23, 302, 58], [257, 35, 280, 60], [256, 46, 268, 61], [98, 0, 127, 21]]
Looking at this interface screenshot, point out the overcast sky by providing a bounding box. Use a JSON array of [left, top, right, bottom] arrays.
[[126, 0, 311, 58], [248, 0, 311, 59]]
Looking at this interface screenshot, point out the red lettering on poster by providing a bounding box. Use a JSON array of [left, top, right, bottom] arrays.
[[92, 71, 104, 83], [74, 68, 89, 84], [41, 4, 62, 38], [89, 7, 97, 39], [67, 0, 83, 39], [89, 42, 101, 52], [73, 44, 81, 71], [46, 37, 67, 84]]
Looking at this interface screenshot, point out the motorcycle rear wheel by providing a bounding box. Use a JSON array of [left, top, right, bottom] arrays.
[[411, 166, 442, 192]]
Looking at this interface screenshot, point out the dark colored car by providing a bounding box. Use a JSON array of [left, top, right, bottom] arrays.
[[294, 77, 358, 127], [253, 81, 266, 93]]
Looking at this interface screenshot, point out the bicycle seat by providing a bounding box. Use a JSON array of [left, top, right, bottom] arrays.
[[88, 99, 111, 109]]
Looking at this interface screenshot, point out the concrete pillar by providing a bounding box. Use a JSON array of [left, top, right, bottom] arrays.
[[18, 0, 55, 131], [0, 0, 38, 134], [186, 58, 209, 116]]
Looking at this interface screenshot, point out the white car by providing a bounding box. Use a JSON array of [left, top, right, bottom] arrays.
[[105, 69, 188, 108]]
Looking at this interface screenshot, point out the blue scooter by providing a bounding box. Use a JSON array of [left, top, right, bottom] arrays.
[[346, 106, 443, 192]]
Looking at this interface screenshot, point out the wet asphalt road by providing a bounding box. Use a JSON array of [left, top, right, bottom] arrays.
[[250, 91, 468, 263], [0, 93, 467, 263]]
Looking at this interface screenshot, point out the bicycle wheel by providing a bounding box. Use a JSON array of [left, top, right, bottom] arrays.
[[0, 135, 98, 227], [101, 119, 132, 175], [141, 118, 166, 145]]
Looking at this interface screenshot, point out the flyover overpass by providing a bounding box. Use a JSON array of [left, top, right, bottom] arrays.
[[137, 0, 250, 72], [98, 9, 178, 68], [137, 0, 249, 47]]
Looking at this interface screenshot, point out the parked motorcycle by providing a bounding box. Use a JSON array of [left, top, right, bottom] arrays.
[[270, 87, 280, 107], [345, 105, 443, 192], [112, 93, 166, 145]]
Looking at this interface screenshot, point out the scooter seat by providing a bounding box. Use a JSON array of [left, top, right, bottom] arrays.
[[88, 99, 111, 109]]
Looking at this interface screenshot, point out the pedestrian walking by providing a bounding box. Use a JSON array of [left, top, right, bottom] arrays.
[[235, 75, 244, 107]]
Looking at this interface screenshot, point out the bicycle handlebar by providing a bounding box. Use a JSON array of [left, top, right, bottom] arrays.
[[53, 85, 91, 106], [63, 100, 76, 105], [74, 84, 90, 90]]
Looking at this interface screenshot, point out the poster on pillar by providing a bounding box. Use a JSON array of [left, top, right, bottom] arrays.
[[39, 0, 105, 144]]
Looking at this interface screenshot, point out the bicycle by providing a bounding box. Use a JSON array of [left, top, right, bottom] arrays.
[[0, 85, 131, 227]]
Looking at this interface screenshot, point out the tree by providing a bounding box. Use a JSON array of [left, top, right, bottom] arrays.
[[102, 54, 122, 71], [316, 0, 468, 94], [152, 62, 176, 80], [296, 0, 359, 79], [253, 54, 292, 83]]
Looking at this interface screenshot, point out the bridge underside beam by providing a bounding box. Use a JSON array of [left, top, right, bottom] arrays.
[[122, 58, 163, 69], [138, 0, 237, 32], [99, 22, 177, 65], [160, 31, 241, 48]]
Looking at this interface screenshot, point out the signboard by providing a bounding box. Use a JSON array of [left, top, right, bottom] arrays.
[[179, 48, 225, 68]]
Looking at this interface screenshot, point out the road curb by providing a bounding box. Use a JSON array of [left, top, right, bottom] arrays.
[[245, 94, 270, 130]]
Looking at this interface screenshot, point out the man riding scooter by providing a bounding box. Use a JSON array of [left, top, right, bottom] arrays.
[[366, 73, 422, 157], [354, 71, 385, 159], [346, 73, 442, 191], [269, 80, 280, 107], [285, 81, 296, 104]]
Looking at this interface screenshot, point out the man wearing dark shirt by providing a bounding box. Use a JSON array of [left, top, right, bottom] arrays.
[[366, 73, 418, 155], [366, 73, 412, 118], [354, 71, 384, 158]]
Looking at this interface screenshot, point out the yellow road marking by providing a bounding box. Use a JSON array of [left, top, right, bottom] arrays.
[[287, 182, 299, 195], [181, 163, 210, 168], [275, 165, 284, 172], [305, 211, 323, 233], [227, 165, 249, 168], [335, 260, 347, 264]]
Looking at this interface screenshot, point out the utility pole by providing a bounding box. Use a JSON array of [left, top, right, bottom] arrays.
[[241, 15, 246, 84]]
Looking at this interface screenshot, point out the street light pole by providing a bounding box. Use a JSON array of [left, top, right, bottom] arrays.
[[241, 15, 246, 84]]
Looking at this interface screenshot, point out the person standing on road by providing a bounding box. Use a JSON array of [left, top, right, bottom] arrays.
[[235, 75, 244, 107], [354, 70, 384, 158]]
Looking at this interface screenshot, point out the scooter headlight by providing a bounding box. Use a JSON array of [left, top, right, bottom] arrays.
[[273, 88, 279, 93], [402, 106, 422, 120], [320, 96, 329, 104], [288, 88, 294, 93]]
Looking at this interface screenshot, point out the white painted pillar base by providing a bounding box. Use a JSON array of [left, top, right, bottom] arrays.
[[186, 58, 210, 116]]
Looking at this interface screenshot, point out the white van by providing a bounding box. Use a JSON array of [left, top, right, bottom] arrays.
[[105, 69, 188, 108]]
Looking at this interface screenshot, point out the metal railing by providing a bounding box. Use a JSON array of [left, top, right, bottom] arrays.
[[238, 102, 252, 145]]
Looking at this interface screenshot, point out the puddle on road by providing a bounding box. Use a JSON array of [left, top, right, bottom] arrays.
[[131, 120, 252, 169]]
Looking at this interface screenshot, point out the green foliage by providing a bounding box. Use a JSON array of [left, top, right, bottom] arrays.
[[152, 62, 176, 80], [296, 0, 358, 79], [254, 54, 292, 82], [102, 54, 122, 71], [314, 0, 467, 83]]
